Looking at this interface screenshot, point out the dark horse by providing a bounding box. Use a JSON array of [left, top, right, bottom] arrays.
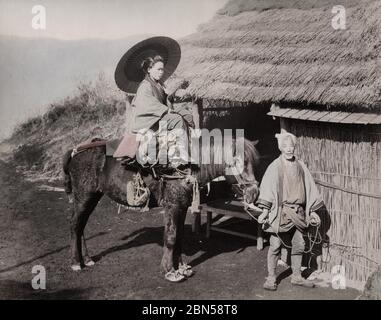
[[62, 138, 260, 281]]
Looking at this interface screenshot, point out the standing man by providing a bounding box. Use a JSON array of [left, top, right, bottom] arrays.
[[257, 132, 323, 291]]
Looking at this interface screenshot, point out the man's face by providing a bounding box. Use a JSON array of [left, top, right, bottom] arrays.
[[148, 62, 164, 81], [281, 140, 295, 160]]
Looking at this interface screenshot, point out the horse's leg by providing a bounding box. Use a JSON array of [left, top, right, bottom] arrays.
[[161, 203, 180, 274], [70, 200, 87, 270], [174, 207, 187, 267], [173, 205, 195, 278], [161, 180, 193, 281], [81, 234, 95, 266], [70, 192, 102, 270]]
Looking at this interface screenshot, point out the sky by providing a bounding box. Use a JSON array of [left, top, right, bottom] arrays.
[[0, 0, 229, 139], [0, 0, 228, 40]]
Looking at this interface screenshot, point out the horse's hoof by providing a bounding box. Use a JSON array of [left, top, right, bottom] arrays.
[[68, 194, 74, 204], [71, 264, 82, 271], [178, 264, 194, 278], [179, 268, 194, 278], [164, 269, 186, 283], [84, 260, 95, 267]]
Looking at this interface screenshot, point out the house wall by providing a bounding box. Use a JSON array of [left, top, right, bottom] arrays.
[[282, 118, 381, 288]]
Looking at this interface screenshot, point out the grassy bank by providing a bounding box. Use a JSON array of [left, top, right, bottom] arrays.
[[3, 74, 126, 182]]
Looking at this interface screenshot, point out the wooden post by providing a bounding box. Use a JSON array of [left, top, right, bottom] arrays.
[[192, 211, 201, 234], [257, 222, 264, 251], [196, 98, 204, 128], [206, 211, 212, 238]]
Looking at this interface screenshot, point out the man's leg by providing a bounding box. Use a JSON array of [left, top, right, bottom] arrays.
[[278, 247, 289, 267], [290, 228, 315, 287], [264, 234, 282, 290]]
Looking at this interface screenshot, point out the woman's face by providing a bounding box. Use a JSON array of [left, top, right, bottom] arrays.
[[148, 61, 164, 81]]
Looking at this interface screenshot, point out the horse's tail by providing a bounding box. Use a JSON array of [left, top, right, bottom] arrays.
[[62, 149, 73, 200]]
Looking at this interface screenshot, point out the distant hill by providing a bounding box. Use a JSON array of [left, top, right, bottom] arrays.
[[0, 34, 150, 139]]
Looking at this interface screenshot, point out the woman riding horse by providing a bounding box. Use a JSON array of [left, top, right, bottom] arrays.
[[130, 55, 194, 166]]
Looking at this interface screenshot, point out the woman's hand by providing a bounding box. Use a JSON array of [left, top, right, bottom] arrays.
[[166, 80, 189, 101], [179, 79, 189, 90]]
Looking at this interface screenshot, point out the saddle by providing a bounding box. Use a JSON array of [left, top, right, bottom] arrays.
[[71, 137, 137, 159], [112, 133, 139, 158], [72, 136, 199, 210], [73, 129, 194, 173]]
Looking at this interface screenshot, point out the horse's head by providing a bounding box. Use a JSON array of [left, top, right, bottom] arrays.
[[225, 138, 260, 204]]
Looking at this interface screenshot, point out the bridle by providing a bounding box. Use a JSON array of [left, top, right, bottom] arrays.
[[231, 169, 259, 202], [225, 158, 261, 220]]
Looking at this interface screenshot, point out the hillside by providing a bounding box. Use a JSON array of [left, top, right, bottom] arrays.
[[0, 75, 126, 182]]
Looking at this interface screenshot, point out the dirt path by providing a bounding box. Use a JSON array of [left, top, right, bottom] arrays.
[[0, 159, 360, 300]]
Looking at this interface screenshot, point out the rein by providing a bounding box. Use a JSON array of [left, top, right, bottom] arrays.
[[231, 169, 262, 221]]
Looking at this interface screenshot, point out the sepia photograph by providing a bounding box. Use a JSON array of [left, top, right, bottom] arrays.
[[0, 0, 380, 305]]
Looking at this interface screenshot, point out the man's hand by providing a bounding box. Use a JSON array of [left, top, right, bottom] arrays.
[[258, 209, 269, 224], [309, 212, 321, 226]]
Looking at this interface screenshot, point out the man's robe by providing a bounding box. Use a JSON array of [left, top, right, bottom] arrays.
[[257, 156, 324, 233]]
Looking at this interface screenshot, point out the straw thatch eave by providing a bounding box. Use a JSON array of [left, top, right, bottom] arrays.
[[170, 0, 381, 112]]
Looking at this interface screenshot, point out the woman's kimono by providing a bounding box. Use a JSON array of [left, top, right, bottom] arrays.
[[131, 75, 169, 134], [256, 156, 324, 233]]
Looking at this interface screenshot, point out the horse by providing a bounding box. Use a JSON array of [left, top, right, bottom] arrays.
[[62, 137, 261, 281]]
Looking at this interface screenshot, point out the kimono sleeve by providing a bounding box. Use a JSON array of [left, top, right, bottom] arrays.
[[300, 161, 324, 212], [256, 162, 277, 210]]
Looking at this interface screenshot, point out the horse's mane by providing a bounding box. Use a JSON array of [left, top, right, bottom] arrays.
[[197, 137, 260, 184]]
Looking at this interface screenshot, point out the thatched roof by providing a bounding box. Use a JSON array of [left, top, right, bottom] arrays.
[[171, 0, 381, 111]]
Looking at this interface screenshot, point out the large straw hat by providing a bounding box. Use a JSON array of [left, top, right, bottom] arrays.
[[114, 36, 181, 94]]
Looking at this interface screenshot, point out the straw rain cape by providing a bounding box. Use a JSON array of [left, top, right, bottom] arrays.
[[257, 156, 324, 233]]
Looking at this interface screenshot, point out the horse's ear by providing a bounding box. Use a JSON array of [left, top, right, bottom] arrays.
[[251, 140, 259, 146]]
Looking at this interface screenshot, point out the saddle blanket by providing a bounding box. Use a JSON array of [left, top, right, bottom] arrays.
[[74, 137, 136, 158]]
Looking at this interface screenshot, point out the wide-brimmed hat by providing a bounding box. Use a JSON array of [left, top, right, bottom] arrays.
[[114, 36, 181, 94]]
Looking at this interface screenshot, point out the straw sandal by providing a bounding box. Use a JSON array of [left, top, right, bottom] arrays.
[[263, 277, 277, 291], [307, 269, 322, 281], [291, 275, 315, 288]]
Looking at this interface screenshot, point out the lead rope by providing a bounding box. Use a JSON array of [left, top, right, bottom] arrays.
[[245, 205, 322, 253]]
